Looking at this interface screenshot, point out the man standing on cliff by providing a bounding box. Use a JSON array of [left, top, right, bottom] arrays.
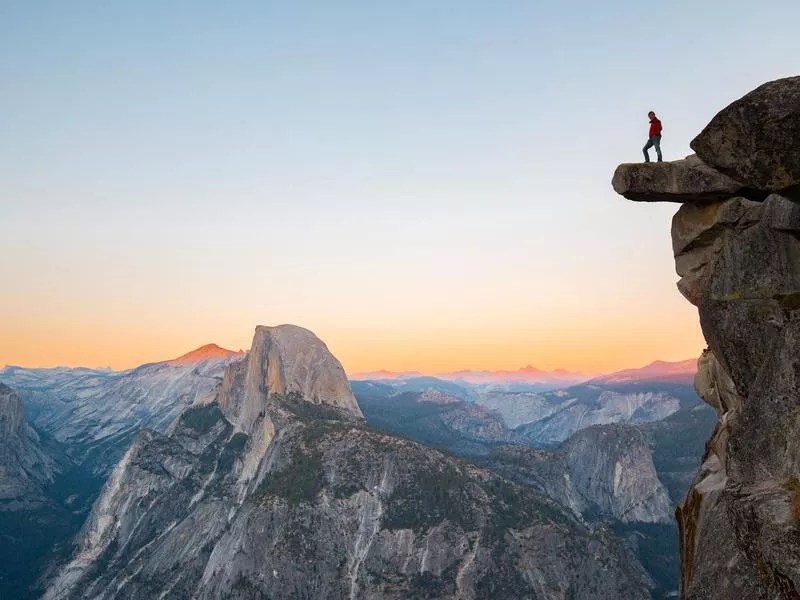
[[643, 111, 663, 162]]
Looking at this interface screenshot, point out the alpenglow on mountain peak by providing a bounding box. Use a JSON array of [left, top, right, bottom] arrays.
[[169, 343, 244, 365]]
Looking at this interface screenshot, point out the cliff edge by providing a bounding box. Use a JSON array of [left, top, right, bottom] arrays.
[[613, 76, 800, 599]]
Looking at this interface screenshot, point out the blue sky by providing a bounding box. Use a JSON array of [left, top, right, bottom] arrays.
[[1, 1, 798, 371]]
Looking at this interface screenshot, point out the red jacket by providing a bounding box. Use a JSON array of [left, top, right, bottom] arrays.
[[649, 117, 662, 138]]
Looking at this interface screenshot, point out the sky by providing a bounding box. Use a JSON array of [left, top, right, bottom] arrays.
[[1, 1, 798, 374]]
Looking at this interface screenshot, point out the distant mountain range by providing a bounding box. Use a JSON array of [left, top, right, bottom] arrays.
[[589, 359, 698, 385], [0, 343, 244, 476], [168, 343, 245, 364], [4, 348, 698, 390], [352, 358, 698, 387], [351, 356, 711, 600], [0, 336, 706, 600], [27, 326, 651, 600], [351, 366, 589, 386]]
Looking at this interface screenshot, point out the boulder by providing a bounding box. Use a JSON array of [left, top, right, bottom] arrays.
[[612, 155, 746, 203], [691, 76, 800, 194]]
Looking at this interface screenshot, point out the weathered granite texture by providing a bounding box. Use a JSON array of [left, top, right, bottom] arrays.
[[44, 326, 651, 600], [614, 76, 800, 599]]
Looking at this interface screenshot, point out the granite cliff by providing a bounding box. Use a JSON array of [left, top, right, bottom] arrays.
[[0, 383, 79, 599], [0, 382, 58, 509], [485, 424, 673, 525], [45, 325, 650, 600], [613, 76, 800, 599]]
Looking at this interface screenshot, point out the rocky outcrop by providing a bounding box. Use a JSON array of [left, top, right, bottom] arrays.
[[612, 155, 748, 203], [45, 326, 652, 600], [487, 424, 673, 524], [217, 325, 362, 434], [670, 196, 764, 305], [614, 77, 800, 599], [691, 76, 800, 195], [0, 383, 58, 507]]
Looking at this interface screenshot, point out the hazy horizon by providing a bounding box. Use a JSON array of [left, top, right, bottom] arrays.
[[3, 1, 799, 374], [0, 334, 697, 378]]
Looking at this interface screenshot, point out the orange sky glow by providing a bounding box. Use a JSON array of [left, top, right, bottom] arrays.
[[7, 1, 783, 376], [1, 270, 705, 375]]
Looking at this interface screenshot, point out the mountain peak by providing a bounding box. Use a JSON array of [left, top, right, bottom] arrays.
[[169, 343, 244, 365], [218, 325, 363, 432], [590, 358, 698, 385], [251, 325, 361, 417]]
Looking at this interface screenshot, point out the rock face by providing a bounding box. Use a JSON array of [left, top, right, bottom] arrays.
[[357, 388, 522, 456], [0, 346, 246, 598], [677, 192, 800, 599], [0, 383, 79, 600], [514, 387, 681, 446], [0, 345, 244, 474], [612, 155, 748, 203], [671, 196, 764, 305], [691, 76, 800, 195], [474, 390, 556, 429], [218, 325, 362, 433], [614, 77, 800, 599], [0, 383, 57, 506], [45, 326, 652, 600], [486, 424, 673, 525], [0, 382, 25, 438]]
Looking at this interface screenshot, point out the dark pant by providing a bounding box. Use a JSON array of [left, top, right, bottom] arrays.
[[643, 135, 662, 162]]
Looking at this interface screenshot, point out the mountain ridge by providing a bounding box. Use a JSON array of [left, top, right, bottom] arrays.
[[590, 358, 698, 385], [43, 324, 652, 600], [169, 343, 245, 365], [352, 358, 698, 386]]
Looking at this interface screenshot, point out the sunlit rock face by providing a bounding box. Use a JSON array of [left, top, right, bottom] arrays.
[[216, 324, 363, 435], [44, 325, 651, 600], [614, 76, 800, 599], [691, 76, 800, 195]]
